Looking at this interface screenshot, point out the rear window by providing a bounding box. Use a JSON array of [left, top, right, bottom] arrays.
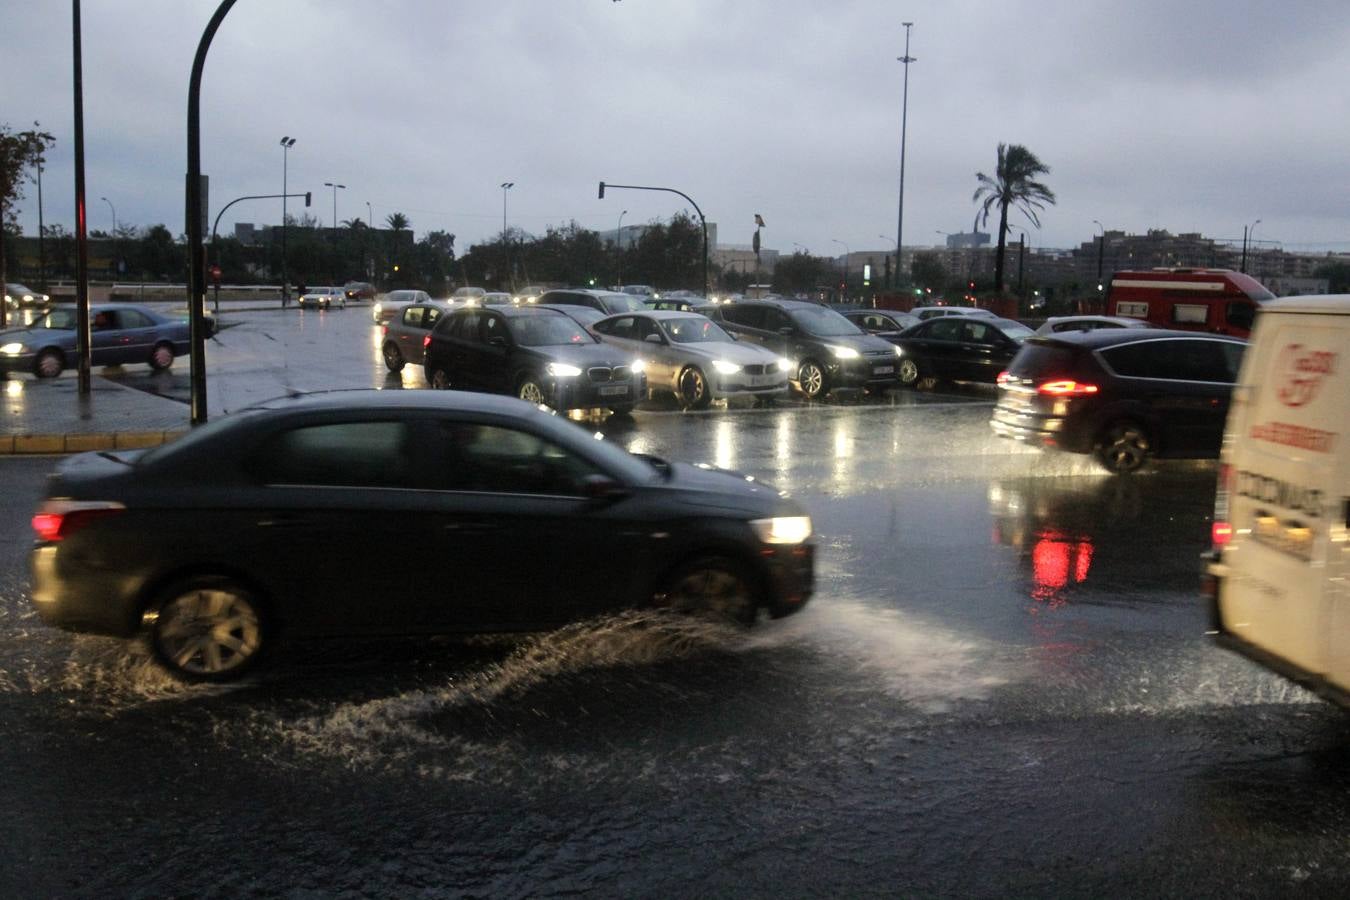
[[1006, 342, 1082, 378]]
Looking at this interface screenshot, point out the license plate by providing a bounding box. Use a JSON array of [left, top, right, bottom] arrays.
[[747, 374, 779, 386], [873, 365, 895, 375], [599, 385, 628, 396]]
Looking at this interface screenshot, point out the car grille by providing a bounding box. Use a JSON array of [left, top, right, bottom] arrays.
[[863, 349, 891, 359], [588, 366, 630, 383]]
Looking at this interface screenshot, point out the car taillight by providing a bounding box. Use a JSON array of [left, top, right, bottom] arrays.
[[1037, 380, 1098, 396], [996, 370, 1012, 386], [423, 335, 432, 349], [31, 501, 125, 542], [381, 325, 388, 337], [1212, 462, 1234, 550]]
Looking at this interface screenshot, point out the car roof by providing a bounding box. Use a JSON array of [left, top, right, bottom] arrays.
[[601, 309, 711, 322], [460, 303, 568, 318], [1033, 328, 1247, 349], [247, 388, 547, 417]]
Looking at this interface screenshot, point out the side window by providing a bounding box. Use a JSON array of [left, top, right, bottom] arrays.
[[926, 318, 963, 341], [1100, 342, 1166, 378], [119, 309, 154, 329], [1219, 342, 1245, 381], [1169, 340, 1239, 383], [764, 310, 793, 332], [424, 306, 442, 328], [637, 317, 661, 341], [602, 316, 635, 339], [401, 307, 425, 328], [249, 421, 416, 488], [1226, 301, 1255, 331], [456, 310, 481, 342], [727, 305, 765, 329], [480, 314, 507, 343], [961, 321, 994, 344], [434, 422, 602, 495], [1171, 304, 1209, 325], [92, 311, 114, 330]]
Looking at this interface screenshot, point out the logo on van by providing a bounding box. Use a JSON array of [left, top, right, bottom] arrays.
[[1275, 344, 1336, 407]]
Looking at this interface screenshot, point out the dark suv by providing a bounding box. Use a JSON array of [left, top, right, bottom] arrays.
[[423, 305, 646, 413], [990, 329, 1246, 473], [709, 299, 904, 399]]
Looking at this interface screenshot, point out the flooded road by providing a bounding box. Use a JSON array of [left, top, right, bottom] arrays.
[[4, 308, 1350, 897]]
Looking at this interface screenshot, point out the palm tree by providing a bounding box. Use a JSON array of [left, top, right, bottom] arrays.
[[384, 212, 409, 232], [340, 217, 366, 229], [972, 143, 1056, 292]]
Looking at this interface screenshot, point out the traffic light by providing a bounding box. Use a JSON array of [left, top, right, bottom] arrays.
[[597, 182, 606, 199], [304, 191, 312, 207]]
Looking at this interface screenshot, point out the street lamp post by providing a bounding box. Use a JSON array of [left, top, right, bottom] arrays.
[[34, 161, 46, 292], [832, 239, 850, 301], [1092, 219, 1105, 281], [323, 182, 345, 230], [100, 196, 116, 234], [894, 21, 916, 283], [616, 209, 628, 285], [500, 182, 514, 290], [280, 136, 295, 305], [1241, 218, 1262, 274]]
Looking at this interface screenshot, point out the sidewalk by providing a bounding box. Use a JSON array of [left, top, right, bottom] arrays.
[[0, 375, 192, 455]]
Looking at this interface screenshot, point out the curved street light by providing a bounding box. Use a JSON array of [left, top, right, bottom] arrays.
[[323, 182, 346, 230], [100, 196, 117, 234]]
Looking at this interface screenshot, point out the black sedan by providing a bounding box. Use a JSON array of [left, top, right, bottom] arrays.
[[423, 305, 646, 413], [890, 315, 1034, 387], [841, 308, 919, 338], [0, 304, 191, 378], [29, 390, 815, 680], [990, 329, 1245, 473]]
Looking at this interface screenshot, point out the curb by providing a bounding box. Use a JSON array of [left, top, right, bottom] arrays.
[[0, 429, 188, 456]]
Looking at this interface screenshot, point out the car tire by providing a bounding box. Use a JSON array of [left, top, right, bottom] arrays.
[[34, 348, 64, 379], [149, 341, 174, 372], [796, 359, 828, 400], [678, 365, 712, 410], [383, 342, 406, 373], [897, 357, 922, 388], [517, 376, 547, 406], [653, 556, 760, 626], [1094, 420, 1153, 474], [149, 575, 266, 682], [427, 366, 451, 389]]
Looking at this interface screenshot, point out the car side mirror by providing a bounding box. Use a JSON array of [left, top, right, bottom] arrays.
[[644, 333, 664, 344], [581, 474, 629, 502]]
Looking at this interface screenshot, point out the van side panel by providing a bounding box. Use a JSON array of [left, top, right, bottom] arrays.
[[1217, 313, 1347, 687]]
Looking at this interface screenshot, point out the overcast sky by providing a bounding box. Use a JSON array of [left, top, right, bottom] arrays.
[[5, 0, 1349, 260]]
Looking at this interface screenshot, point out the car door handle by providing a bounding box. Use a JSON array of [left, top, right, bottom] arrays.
[[442, 521, 500, 533], [257, 513, 315, 528]]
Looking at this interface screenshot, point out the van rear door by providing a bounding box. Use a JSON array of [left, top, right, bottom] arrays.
[[1218, 309, 1349, 691]]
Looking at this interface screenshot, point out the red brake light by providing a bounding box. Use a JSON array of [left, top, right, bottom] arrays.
[[996, 370, 1012, 386], [31, 502, 124, 542], [1211, 522, 1233, 547], [423, 334, 432, 349], [1037, 380, 1099, 396]]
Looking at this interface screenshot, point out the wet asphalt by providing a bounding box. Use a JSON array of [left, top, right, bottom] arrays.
[[2, 307, 1349, 898]]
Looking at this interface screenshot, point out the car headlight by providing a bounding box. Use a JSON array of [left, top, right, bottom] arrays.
[[827, 345, 860, 360], [630, 359, 646, 375], [1, 342, 25, 356], [711, 359, 742, 375], [546, 362, 582, 377], [750, 516, 813, 545], [22, 295, 33, 303], [893, 345, 904, 356], [779, 357, 795, 372]]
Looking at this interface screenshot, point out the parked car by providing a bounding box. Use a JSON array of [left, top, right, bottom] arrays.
[[371, 289, 432, 324], [889, 315, 1034, 387], [645, 296, 706, 312], [910, 306, 998, 320], [841, 308, 920, 337], [512, 285, 552, 305], [451, 287, 488, 305], [0, 304, 190, 378], [342, 281, 376, 302], [537, 288, 648, 315], [592, 310, 790, 409], [619, 284, 657, 299], [27, 389, 816, 681], [297, 286, 347, 310], [990, 329, 1245, 473], [380, 301, 449, 372], [1034, 315, 1155, 336], [5, 282, 51, 310], [709, 299, 904, 399], [481, 292, 514, 306], [423, 305, 647, 413]]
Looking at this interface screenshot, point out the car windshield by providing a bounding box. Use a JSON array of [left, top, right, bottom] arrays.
[[34, 308, 78, 330], [601, 294, 646, 313], [509, 315, 594, 346], [789, 306, 863, 336], [1000, 321, 1035, 343], [661, 316, 734, 344]]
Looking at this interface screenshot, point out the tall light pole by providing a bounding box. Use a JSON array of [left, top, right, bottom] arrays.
[[832, 238, 850, 301], [366, 201, 373, 228], [280, 136, 295, 304], [34, 160, 46, 291], [323, 182, 345, 230], [1092, 219, 1105, 281], [616, 209, 628, 285], [499, 182, 514, 290], [1241, 218, 1261, 273], [895, 21, 916, 288], [500, 182, 514, 237], [100, 196, 116, 234]]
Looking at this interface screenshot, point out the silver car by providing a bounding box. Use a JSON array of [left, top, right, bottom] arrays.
[[371, 289, 431, 324], [380, 301, 449, 372], [593, 310, 790, 409], [297, 286, 347, 310]]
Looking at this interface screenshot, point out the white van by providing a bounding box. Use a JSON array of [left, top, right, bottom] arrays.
[[1204, 295, 1350, 706]]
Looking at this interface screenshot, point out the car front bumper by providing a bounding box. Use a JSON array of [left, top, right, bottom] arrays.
[[760, 542, 815, 618], [547, 373, 648, 410]]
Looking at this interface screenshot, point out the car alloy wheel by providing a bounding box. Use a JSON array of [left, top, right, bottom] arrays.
[[518, 378, 546, 405], [149, 342, 174, 371], [797, 360, 826, 399], [34, 349, 64, 379], [898, 357, 920, 387], [1096, 421, 1152, 474], [383, 343, 405, 372], [655, 556, 758, 626], [679, 365, 711, 410], [151, 578, 264, 681]]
